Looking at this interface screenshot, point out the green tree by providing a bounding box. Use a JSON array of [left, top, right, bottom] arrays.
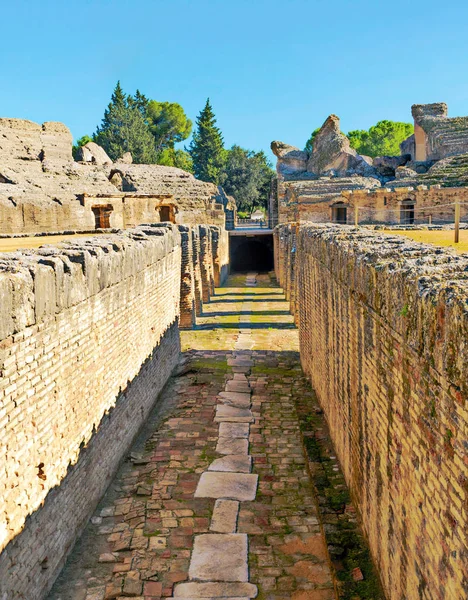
[[221, 145, 274, 212], [157, 148, 194, 173], [94, 82, 157, 164], [146, 101, 192, 154], [72, 135, 93, 160], [304, 128, 320, 154], [132, 89, 150, 115], [347, 120, 414, 157], [305, 120, 413, 158], [188, 99, 226, 184]]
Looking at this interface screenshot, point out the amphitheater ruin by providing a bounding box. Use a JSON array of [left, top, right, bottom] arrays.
[[1, 103, 467, 600]]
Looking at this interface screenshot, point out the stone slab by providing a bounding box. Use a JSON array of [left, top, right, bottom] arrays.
[[216, 437, 249, 455], [225, 380, 251, 393], [210, 499, 239, 533], [189, 533, 248, 582], [195, 472, 258, 501], [208, 455, 252, 474], [215, 405, 254, 423], [219, 423, 250, 438], [218, 392, 251, 409], [233, 373, 248, 381], [227, 358, 253, 367], [173, 582, 258, 597]]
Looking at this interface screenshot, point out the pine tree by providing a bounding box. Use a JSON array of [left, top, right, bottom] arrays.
[[188, 99, 226, 184], [132, 89, 150, 117], [94, 82, 157, 164]]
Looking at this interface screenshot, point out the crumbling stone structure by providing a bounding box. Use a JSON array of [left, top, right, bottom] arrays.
[[411, 102, 468, 162], [275, 222, 468, 599], [270, 103, 468, 226], [0, 221, 227, 600], [0, 118, 235, 233]]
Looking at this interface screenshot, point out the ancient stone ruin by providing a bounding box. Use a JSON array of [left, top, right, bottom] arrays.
[[0, 106, 467, 600], [270, 102, 468, 226], [0, 118, 235, 233]]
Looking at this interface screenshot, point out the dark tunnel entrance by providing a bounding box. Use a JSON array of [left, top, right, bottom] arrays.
[[230, 234, 274, 272]]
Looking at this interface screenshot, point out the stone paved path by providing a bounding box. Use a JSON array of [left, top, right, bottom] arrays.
[[48, 273, 336, 600]]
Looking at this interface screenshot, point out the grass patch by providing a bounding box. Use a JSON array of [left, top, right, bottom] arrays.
[[384, 229, 468, 253]]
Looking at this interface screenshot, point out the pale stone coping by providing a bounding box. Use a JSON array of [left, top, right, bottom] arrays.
[[0, 224, 181, 340]]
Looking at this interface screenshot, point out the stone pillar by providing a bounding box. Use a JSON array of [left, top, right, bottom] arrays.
[[177, 225, 196, 329], [199, 226, 212, 304], [192, 226, 203, 317]]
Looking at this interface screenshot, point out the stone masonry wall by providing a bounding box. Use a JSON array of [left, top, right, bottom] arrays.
[[177, 224, 228, 329], [0, 225, 183, 600], [277, 223, 468, 599]]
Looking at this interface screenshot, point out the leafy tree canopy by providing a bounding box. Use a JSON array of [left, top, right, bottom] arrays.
[[221, 145, 274, 213], [305, 120, 414, 158], [188, 99, 226, 184], [158, 148, 194, 173], [146, 101, 192, 153], [347, 120, 413, 157], [94, 82, 157, 164]]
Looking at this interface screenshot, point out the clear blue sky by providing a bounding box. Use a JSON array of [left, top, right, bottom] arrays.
[[2, 0, 468, 162]]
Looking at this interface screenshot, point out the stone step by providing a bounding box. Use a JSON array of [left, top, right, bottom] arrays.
[[188, 534, 248, 582], [195, 472, 258, 501], [173, 582, 258, 597], [208, 455, 252, 474]]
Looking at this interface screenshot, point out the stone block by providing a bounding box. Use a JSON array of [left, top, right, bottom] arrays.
[[189, 533, 248, 582], [195, 472, 258, 501], [219, 423, 250, 438], [173, 581, 258, 598], [225, 380, 251, 393], [210, 499, 239, 533], [214, 406, 254, 423], [216, 437, 249, 455], [218, 392, 251, 409], [208, 455, 252, 474]]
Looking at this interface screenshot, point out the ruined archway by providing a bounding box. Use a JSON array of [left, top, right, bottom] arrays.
[[230, 234, 274, 272]]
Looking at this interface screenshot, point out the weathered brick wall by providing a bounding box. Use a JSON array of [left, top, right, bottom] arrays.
[[210, 225, 229, 287], [0, 225, 182, 599], [279, 223, 468, 599], [177, 224, 228, 329], [274, 225, 298, 323], [199, 225, 215, 303]]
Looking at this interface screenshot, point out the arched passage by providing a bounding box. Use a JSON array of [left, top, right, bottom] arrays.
[[230, 234, 274, 272]]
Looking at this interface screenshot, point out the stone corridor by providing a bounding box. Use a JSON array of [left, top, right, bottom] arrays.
[[48, 273, 337, 600]]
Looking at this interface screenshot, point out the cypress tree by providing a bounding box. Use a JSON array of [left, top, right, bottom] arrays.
[[188, 99, 226, 184], [94, 82, 157, 164]]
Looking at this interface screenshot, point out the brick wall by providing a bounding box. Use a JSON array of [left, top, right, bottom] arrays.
[[177, 224, 229, 329], [278, 223, 468, 599], [0, 225, 182, 599]]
